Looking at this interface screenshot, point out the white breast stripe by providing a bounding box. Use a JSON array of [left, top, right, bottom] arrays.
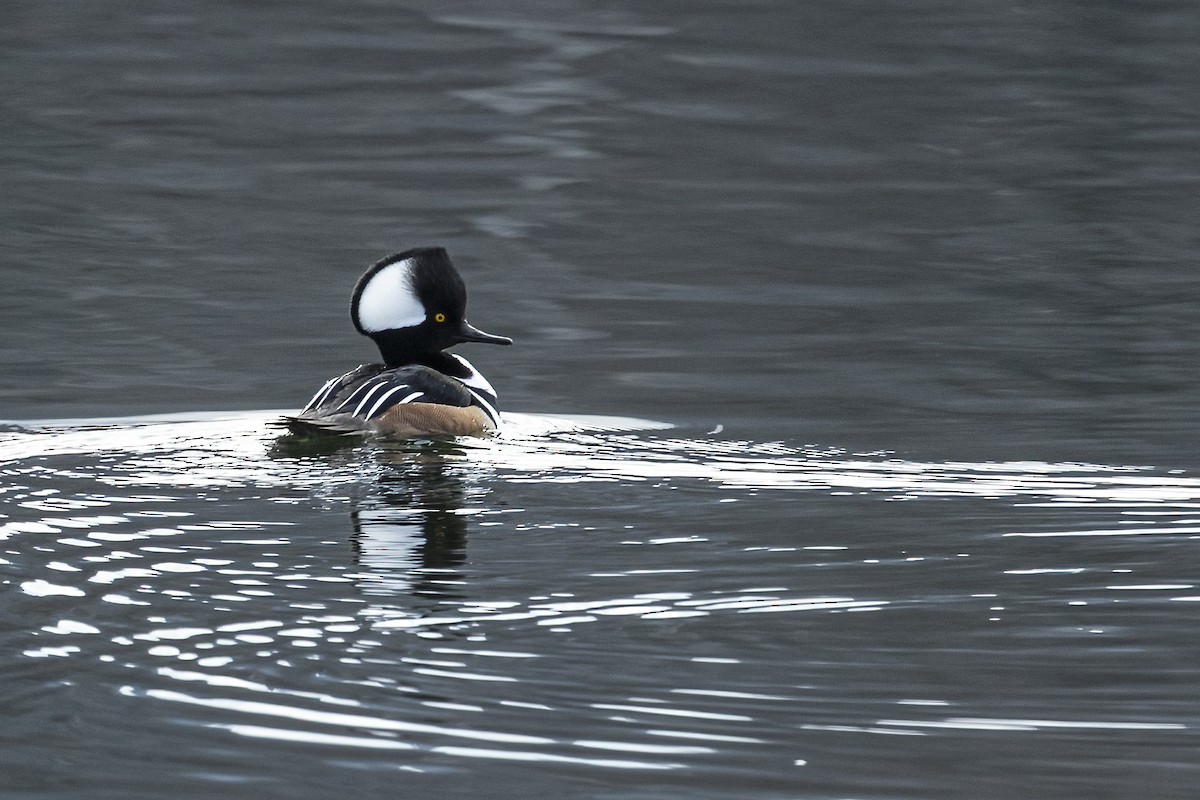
[[450, 354, 498, 397], [467, 389, 500, 428]]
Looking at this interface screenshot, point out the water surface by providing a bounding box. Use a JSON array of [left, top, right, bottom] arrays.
[[4, 1, 1200, 797], [2, 413, 1198, 798]]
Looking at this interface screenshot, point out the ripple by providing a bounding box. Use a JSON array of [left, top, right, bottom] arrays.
[[143, 687, 564, 748], [20, 579, 86, 597], [7, 411, 1200, 517], [2, 409, 1198, 783], [875, 717, 1189, 733], [42, 620, 102, 635], [219, 724, 416, 750]]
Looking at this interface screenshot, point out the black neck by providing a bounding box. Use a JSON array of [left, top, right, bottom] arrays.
[[372, 332, 466, 377]]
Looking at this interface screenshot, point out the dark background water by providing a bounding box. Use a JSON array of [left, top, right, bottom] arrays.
[[6, 0, 1200, 463], [3, 2, 1200, 798]]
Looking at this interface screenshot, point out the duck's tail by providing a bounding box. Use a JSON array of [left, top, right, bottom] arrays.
[[274, 413, 373, 438]]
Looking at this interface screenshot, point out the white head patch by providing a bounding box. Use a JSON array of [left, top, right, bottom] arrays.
[[354, 258, 426, 333]]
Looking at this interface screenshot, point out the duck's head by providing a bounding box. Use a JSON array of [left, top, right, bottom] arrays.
[[351, 247, 512, 367]]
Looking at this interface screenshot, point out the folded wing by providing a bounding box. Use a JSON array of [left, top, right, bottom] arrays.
[[282, 364, 479, 436]]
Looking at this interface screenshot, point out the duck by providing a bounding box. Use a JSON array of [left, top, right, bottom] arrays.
[[283, 247, 512, 438]]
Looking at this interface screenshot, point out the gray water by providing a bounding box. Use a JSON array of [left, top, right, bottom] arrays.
[[3, 2, 1199, 798]]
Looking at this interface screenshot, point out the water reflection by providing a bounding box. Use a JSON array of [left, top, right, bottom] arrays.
[[351, 446, 470, 600]]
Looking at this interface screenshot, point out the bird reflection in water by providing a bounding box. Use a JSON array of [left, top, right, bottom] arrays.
[[348, 441, 478, 604], [271, 430, 490, 608]]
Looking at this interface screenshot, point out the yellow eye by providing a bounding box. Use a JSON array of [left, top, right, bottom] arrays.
[[434, 312, 446, 323]]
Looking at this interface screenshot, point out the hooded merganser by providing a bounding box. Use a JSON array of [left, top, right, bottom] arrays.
[[283, 247, 512, 438]]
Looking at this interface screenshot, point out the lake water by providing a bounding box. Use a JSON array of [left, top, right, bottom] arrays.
[[3, 2, 1199, 798]]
